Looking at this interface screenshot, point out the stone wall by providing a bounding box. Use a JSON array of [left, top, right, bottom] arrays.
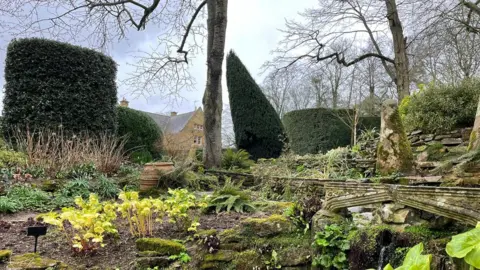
[[407, 128, 472, 148]]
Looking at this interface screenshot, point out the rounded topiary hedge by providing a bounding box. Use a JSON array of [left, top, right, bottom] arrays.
[[226, 51, 285, 160], [116, 106, 162, 156], [2, 38, 118, 136], [283, 108, 380, 155]]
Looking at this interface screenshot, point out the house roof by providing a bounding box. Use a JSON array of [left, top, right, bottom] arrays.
[[143, 109, 198, 134]]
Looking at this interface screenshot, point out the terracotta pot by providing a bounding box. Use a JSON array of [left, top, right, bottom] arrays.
[[139, 162, 174, 191]]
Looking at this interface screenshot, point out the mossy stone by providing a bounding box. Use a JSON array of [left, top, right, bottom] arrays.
[[0, 250, 12, 262], [204, 250, 237, 262], [195, 229, 217, 239], [233, 250, 264, 270], [7, 253, 69, 269], [136, 238, 186, 256], [135, 256, 170, 269], [240, 214, 295, 237], [277, 247, 312, 266]]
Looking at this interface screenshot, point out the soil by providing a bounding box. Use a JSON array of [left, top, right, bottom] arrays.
[[0, 210, 270, 270]]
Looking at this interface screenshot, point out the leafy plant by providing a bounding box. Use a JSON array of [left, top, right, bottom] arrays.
[[59, 178, 91, 199], [168, 252, 191, 264], [0, 149, 27, 168], [164, 189, 206, 232], [446, 222, 480, 269], [40, 193, 117, 253], [115, 191, 165, 237], [383, 243, 432, 270], [0, 196, 22, 213], [206, 178, 254, 213], [222, 149, 254, 170], [6, 185, 51, 211], [265, 250, 281, 269], [312, 224, 351, 269], [284, 203, 309, 233], [93, 175, 119, 199]]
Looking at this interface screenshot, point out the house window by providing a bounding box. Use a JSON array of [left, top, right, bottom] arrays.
[[194, 136, 202, 145], [194, 124, 203, 130]]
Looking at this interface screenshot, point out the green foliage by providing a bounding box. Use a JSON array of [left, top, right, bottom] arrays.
[[400, 79, 480, 133], [226, 51, 285, 160], [40, 194, 118, 253], [3, 38, 117, 136], [136, 238, 186, 255], [206, 178, 254, 213], [6, 185, 51, 210], [264, 250, 281, 269], [116, 106, 162, 156], [93, 175, 119, 199], [221, 148, 254, 170], [0, 196, 22, 213], [61, 162, 97, 179], [168, 252, 192, 264], [130, 150, 153, 164], [164, 188, 206, 232], [384, 243, 432, 270], [59, 178, 91, 199], [0, 149, 27, 168], [284, 108, 381, 155], [312, 224, 351, 269], [446, 222, 480, 269]]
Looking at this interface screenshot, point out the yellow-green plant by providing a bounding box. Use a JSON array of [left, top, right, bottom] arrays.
[[40, 194, 117, 253], [164, 189, 206, 232], [446, 222, 480, 269], [383, 243, 431, 270], [115, 191, 166, 237]]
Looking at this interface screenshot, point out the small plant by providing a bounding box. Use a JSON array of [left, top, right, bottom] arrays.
[[222, 148, 254, 170], [164, 189, 205, 232], [446, 222, 480, 269], [383, 243, 432, 270], [168, 252, 191, 264], [116, 191, 165, 237], [40, 193, 117, 253], [0, 196, 22, 213], [93, 175, 119, 199], [265, 250, 281, 269], [206, 178, 254, 213], [312, 224, 351, 269], [6, 185, 51, 211], [59, 178, 91, 199], [284, 203, 309, 233]]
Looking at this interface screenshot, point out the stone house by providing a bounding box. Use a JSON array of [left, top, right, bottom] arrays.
[[120, 99, 205, 157]]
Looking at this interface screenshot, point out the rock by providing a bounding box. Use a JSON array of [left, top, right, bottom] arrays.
[[421, 134, 435, 142], [135, 256, 170, 269], [434, 134, 452, 140], [277, 247, 312, 267], [416, 151, 429, 162], [462, 128, 472, 141], [352, 212, 375, 227], [311, 210, 345, 234], [411, 140, 425, 147], [240, 214, 295, 237], [0, 250, 12, 263], [376, 100, 414, 175], [204, 250, 237, 262], [7, 253, 69, 270], [233, 250, 263, 270], [441, 138, 463, 146], [409, 135, 420, 143], [136, 238, 186, 256], [411, 130, 423, 136], [378, 203, 410, 224]]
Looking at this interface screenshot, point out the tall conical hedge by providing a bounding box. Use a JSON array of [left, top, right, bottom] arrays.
[[226, 51, 285, 160]]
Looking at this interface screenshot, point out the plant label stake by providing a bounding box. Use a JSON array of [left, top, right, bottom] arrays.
[[27, 226, 47, 253]]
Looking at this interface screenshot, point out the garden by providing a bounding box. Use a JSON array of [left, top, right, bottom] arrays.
[[0, 39, 479, 270]]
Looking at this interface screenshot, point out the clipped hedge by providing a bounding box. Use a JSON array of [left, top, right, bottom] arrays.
[[399, 79, 480, 133], [116, 106, 162, 157], [226, 51, 285, 160], [2, 38, 117, 136], [283, 108, 380, 155]]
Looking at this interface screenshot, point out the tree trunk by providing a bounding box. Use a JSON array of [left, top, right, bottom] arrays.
[[203, 0, 228, 168], [469, 96, 480, 151], [385, 0, 410, 102]]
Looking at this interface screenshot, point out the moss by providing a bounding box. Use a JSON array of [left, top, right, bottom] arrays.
[[277, 246, 312, 266], [204, 250, 237, 262], [8, 253, 69, 269], [254, 201, 294, 214], [0, 250, 12, 262], [240, 214, 294, 237], [195, 229, 217, 239], [468, 130, 477, 151], [233, 250, 264, 270], [136, 238, 186, 255]]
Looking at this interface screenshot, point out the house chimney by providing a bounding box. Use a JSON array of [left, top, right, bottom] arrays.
[[120, 97, 129, 107], [171, 111, 177, 116]]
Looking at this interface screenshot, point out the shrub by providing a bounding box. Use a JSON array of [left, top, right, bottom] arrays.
[[12, 130, 127, 177], [221, 149, 254, 170], [3, 38, 118, 136], [283, 108, 380, 155], [93, 175, 119, 200], [0, 196, 22, 213], [0, 149, 27, 168], [130, 150, 153, 164], [226, 51, 285, 160], [399, 80, 480, 133], [116, 106, 162, 157]]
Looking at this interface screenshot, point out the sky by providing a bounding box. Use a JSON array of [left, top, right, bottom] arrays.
[[0, 0, 318, 116]]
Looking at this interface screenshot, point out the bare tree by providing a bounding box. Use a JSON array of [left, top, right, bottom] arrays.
[[0, 0, 228, 168]]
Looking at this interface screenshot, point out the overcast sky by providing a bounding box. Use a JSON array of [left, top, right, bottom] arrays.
[[0, 0, 317, 115]]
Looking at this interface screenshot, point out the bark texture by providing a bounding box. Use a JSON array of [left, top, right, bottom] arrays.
[[203, 0, 228, 168], [385, 0, 410, 101]]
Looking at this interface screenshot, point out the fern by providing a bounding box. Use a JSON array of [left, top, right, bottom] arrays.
[[207, 178, 255, 213], [221, 149, 254, 170]]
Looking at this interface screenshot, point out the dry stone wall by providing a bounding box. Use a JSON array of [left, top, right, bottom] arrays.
[[407, 128, 472, 148]]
